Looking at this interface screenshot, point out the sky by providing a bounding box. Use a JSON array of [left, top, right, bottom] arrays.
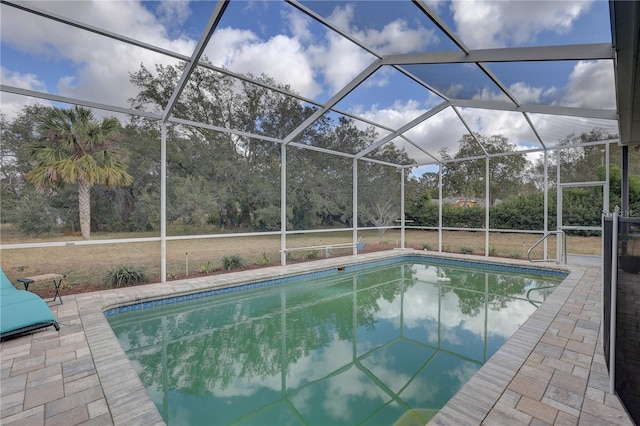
[[0, 0, 619, 168]]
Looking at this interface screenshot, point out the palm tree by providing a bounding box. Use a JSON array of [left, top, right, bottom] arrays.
[[25, 106, 133, 240]]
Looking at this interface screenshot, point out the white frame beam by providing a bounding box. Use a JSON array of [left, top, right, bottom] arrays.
[[383, 43, 614, 66]]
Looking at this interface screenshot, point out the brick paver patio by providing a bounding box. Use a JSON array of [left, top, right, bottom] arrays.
[[0, 251, 633, 425]]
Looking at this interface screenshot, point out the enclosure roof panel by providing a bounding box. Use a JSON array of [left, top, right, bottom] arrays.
[[424, 0, 612, 50], [333, 65, 444, 130], [1, 0, 632, 164], [297, 0, 461, 54]]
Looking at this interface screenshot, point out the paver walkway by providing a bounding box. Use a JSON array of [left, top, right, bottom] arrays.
[[430, 264, 632, 425], [0, 252, 633, 425]]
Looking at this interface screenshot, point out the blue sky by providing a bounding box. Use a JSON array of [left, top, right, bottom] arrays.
[[0, 0, 618, 166]]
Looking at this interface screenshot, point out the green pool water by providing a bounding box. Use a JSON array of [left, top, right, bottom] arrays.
[[107, 260, 564, 425]]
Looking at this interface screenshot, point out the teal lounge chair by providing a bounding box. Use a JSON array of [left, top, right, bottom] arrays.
[[1, 267, 59, 339]]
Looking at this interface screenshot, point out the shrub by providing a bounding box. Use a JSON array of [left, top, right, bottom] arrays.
[[256, 252, 271, 266], [104, 264, 148, 288], [9, 195, 57, 236], [222, 255, 244, 271], [460, 246, 475, 254], [422, 243, 432, 251], [199, 261, 214, 274], [304, 249, 319, 259]]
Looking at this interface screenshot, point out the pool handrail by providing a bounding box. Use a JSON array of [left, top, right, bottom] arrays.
[[527, 231, 567, 264]]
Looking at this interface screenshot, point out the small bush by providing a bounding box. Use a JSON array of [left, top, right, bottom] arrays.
[[460, 247, 475, 254], [256, 252, 271, 266], [199, 261, 214, 274], [422, 243, 432, 251], [508, 252, 522, 259], [489, 245, 498, 256], [304, 249, 319, 259], [10, 195, 57, 236], [104, 264, 148, 288], [222, 255, 244, 271]]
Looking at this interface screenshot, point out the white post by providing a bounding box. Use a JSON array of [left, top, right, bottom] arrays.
[[557, 151, 562, 263], [485, 157, 490, 257], [400, 168, 406, 250], [353, 158, 358, 255], [438, 163, 443, 252], [604, 143, 610, 213], [281, 144, 287, 266], [160, 123, 167, 283], [543, 151, 549, 259], [610, 211, 618, 394]]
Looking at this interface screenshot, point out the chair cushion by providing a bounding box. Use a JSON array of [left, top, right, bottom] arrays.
[[0, 267, 58, 338]]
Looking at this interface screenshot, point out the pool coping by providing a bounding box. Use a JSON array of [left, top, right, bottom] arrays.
[[1, 250, 633, 425]]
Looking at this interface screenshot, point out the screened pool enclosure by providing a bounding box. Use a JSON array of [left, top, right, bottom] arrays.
[[1, 0, 638, 283]]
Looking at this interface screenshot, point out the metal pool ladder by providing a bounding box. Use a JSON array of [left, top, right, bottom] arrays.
[[527, 231, 567, 264]]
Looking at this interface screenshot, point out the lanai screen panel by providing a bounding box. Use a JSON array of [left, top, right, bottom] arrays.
[[0, 2, 185, 114], [165, 124, 282, 234], [401, 107, 471, 163], [441, 158, 486, 234], [373, 136, 435, 167], [170, 64, 321, 139], [357, 162, 402, 229], [0, 0, 623, 231], [434, 0, 612, 49], [456, 108, 543, 153], [527, 114, 619, 149], [9, 1, 219, 56], [484, 60, 616, 110], [287, 146, 353, 231], [298, 0, 461, 54], [403, 63, 509, 102], [291, 110, 391, 156], [334, 66, 444, 130], [204, 0, 378, 104]]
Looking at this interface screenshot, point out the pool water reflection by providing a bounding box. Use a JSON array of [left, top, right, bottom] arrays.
[[108, 261, 564, 425]]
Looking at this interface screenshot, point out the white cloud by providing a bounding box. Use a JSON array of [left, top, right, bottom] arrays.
[[451, 0, 594, 48], [400, 106, 468, 158], [203, 6, 371, 100], [357, 19, 438, 55], [308, 33, 374, 97], [283, 7, 313, 43], [216, 34, 323, 99], [0, 67, 46, 92], [205, 27, 261, 65], [376, 265, 537, 342], [326, 4, 438, 55], [0, 67, 50, 120], [1, 0, 191, 114], [474, 82, 554, 104], [562, 60, 616, 109], [156, 0, 192, 30], [360, 99, 426, 129]]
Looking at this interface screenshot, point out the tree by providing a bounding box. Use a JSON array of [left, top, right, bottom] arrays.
[[25, 106, 133, 239], [440, 134, 528, 205], [529, 128, 618, 188], [597, 164, 640, 214], [128, 60, 414, 232]]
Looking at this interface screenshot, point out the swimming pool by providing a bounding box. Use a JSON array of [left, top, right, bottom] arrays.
[[107, 257, 565, 425]]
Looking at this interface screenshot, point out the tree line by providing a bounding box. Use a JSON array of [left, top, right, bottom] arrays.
[[0, 60, 635, 239]]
